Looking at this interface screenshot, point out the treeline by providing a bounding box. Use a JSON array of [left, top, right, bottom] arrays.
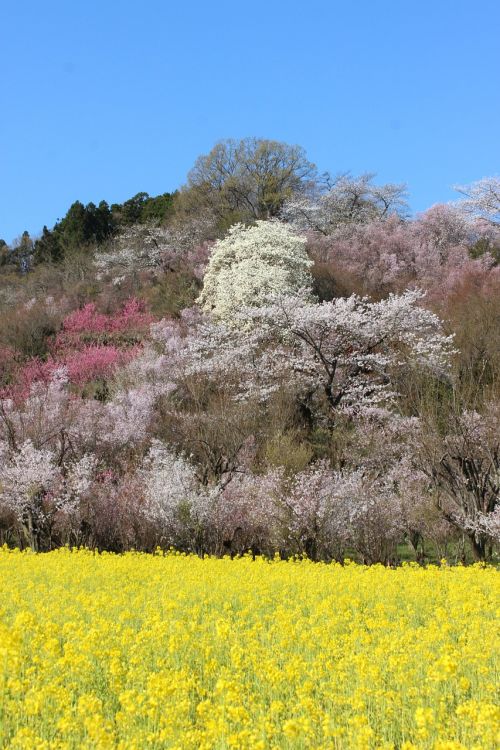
[[0, 191, 175, 271]]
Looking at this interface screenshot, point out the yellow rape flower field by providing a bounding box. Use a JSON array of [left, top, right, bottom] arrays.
[[0, 549, 498, 750]]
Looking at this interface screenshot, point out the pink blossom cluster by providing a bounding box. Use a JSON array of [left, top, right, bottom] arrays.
[[57, 298, 153, 344], [63, 345, 138, 386], [305, 205, 499, 300], [1, 299, 156, 402], [2, 345, 141, 402]]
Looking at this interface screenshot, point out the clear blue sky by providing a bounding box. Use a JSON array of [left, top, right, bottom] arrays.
[[1, 0, 499, 243]]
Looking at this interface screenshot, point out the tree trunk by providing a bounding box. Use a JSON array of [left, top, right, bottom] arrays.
[[470, 534, 486, 561]]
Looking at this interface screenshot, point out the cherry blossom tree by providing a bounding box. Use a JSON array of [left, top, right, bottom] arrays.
[[454, 177, 500, 226], [0, 440, 97, 550], [94, 216, 216, 280], [95, 224, 168, 275], [345, 413, 457, 560], [282, 461, 351, 561], [0, 440, 58, 536], [186, 289, 454, 422], [0, 369, 78, 457], [413, 203, 471, 252], [281, 173, 408, 236], [0, 361, 172, 466], [306, 205, 498, 299], [140, 440, 211, 549], [418, 405, 500, 559], [210, 469, 284, 556]]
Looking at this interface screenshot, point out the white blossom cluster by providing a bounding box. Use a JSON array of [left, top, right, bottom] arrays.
[[0, 440, 59, 522], [94, 213, 215, 279], [198, 221, 314, 320], [453, 176, 500, 226], [140, 440, 211, 543], [0, 440, 97, 548], [281, 173, 408, 237], [184, 289, 455, 415], [95, 224, 168, 275]]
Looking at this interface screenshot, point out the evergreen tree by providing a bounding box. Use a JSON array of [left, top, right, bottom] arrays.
[[33, 226, 63, 264]]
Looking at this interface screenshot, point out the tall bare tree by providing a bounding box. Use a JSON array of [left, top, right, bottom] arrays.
[[177, 138, 317, 226]]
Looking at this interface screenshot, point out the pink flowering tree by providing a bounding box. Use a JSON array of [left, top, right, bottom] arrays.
[[282, 461, 351, 561], [0, 357, 171, 468], [347, 413, 457, 560], [0, 298, 156, 404], [63, 345, 137, 389], [57, 298, 153, 348], [0, 369, 79, 457], [209, 469, 284, 556], [279, 453, 418, 564], [306, 205, 498, 300]]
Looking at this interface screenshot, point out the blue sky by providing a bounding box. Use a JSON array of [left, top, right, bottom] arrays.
[[1, 0, 499, 243]]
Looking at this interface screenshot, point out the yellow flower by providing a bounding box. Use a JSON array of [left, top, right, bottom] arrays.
[[0, 548, 497, 749]]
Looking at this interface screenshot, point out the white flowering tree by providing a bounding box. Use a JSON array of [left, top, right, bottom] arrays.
[[94, 213, 215, 281], [255, 289, 453, 411], [0, 441, 97, 550], [281, 173, 408, 236], [198, 221, 313, 320], [94, 224, 167, 276], [453, 177, 500, 227], [187, 289, 455, 422], [140, 440, 211, 549], [418, 405, 500, 559]]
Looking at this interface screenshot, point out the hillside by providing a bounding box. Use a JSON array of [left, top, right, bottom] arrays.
[[0, 139, 499, 562]]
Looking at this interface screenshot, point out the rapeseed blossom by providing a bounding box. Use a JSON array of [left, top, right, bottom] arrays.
[[0, 549, 497, 749]]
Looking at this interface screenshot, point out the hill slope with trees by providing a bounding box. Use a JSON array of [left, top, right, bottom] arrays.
[[0, 138, 499, 562]]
